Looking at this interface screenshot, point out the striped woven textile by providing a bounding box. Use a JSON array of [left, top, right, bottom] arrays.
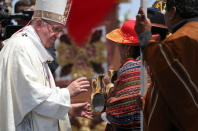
[[106, 58, 151, 129]]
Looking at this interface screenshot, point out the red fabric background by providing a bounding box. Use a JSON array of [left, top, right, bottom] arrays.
[[66, 0, 117, 46]]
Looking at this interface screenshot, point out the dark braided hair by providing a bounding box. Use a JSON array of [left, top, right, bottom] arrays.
[[166, 0, 198, 19]]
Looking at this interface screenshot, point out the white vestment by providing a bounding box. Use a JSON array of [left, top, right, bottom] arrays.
[[0, 26, 72, 131]]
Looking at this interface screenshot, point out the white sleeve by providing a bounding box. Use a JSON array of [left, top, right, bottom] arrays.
[[33, 86, 71, 120]]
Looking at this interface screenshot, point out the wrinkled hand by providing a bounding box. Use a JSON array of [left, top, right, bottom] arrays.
[[69, 102, 93, 120], [67, 77, 90, 97], [135, 7, 152, 35]]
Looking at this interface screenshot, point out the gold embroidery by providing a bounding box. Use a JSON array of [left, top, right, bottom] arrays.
[[33, 10, 67, 25]]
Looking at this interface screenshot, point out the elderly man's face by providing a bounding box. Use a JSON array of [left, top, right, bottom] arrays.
[[37, 19, 64, 48]]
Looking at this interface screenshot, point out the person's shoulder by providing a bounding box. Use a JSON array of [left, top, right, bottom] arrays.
[[14, 31, 32, 41], [1, 32, 35, 57], [164, 28, 197, 44], [10, 31, 34, 49]]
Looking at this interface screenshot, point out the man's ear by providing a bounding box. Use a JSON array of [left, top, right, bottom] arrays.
[[34, 18, 43, 31], [169, 7, 177, 21]]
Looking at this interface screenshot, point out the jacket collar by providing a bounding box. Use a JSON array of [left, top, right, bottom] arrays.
[[171, 17, 198, 33]]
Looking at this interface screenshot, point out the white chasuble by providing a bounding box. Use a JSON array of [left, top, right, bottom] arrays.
[[0, 26, 72, 131]]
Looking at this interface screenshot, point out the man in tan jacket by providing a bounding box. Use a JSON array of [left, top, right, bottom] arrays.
[[135, 0, 198, 130]]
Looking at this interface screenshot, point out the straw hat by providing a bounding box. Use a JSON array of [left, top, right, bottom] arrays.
[[32, 0, 72, 25]]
